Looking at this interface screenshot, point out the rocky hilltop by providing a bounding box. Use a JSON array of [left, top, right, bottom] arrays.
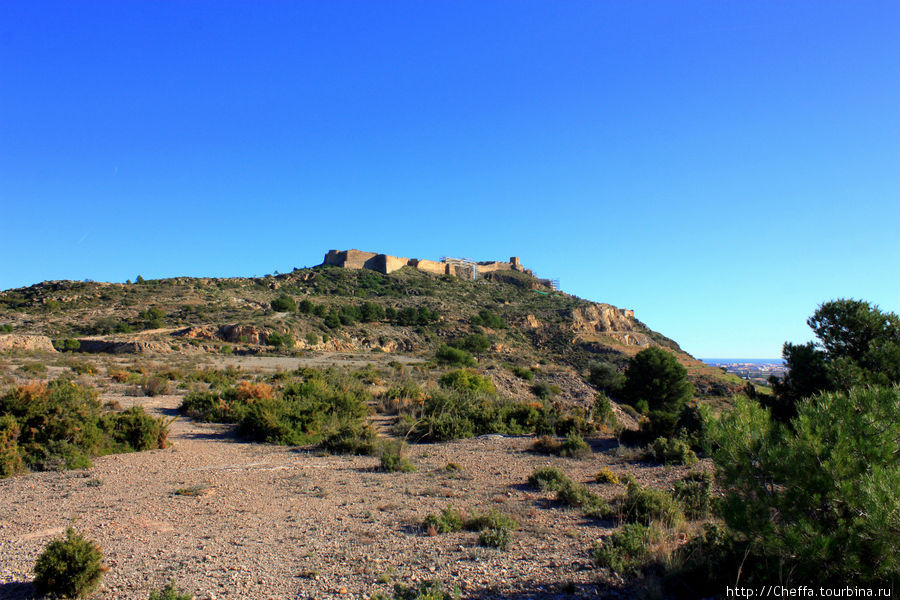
[[0, 253, 737, 397]]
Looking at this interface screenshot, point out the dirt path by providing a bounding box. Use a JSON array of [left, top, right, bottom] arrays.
[[0, 391, 685, 600]]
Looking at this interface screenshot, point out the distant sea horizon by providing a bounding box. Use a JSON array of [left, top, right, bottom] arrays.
[[701, 358, 785, 365]]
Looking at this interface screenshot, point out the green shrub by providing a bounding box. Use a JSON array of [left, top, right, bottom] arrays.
[[321, 423, 377, 455], [645, 437, 698, 466], [592, 523, 655, 577], [478, 527, 511, 549], [103, 406, 171, 452], [143, 375, 169, 397], [271, 294, 297, 312], [623, 347, 693, 414], [372, 580, 460, 600], [378, 440, 415, 472], [422, 506, 464, 534], [471, 309, 505, 329], [0, 414, 24, 477], [618, 479, 684, 527], [452, 333, 491, 354], [33, 527, 106, 599], [592, 392, 618, 430], [0, 323, 13, 333], [1, 380, 169, 476], [531, 381, 561, 400], [528, 466, 570, 491], [54, 338, 81, 352], [673, 471, 712, 520], [305, 332, 318, 345], [267, 331, 294, 349], [148, 582, 193, 600], [588, 361, 625, 394], [557, 480, 612, 518], [438, 369, 495, 395], [559, 432, 591, 458], [464, 509, 519, 533], [435, 344, 475, 367], [511, 366, 534, 380], [181, 369, 371, 448]]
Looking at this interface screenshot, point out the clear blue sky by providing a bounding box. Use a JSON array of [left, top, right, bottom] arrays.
[[2, 1, 898, 358]]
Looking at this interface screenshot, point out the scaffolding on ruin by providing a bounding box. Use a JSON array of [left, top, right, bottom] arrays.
[[440, 257, 477, 280]]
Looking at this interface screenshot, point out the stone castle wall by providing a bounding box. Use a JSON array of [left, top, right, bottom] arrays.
[[322, 250, 525, 280]]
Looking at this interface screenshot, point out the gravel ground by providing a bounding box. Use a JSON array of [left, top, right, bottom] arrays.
[[0, 391, 690, 600]]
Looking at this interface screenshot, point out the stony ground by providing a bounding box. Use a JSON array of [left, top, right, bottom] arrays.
[[0, 366, 696, 600]]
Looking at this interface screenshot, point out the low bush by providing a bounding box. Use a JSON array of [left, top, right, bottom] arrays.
[[533, 433, 591, 459], [371, 580, 460, 600], [592, 392, 619, 431], [592, 523, 656, 577], [464, 509, 519, 533], [673, 471, 713, 520], [102, 406, 171, 452], [33, 527, 106, 599], [322, 423, 378, 456], [148, 582, 194, 600], [557, 480, 612, 518], [618, 479, 685, 527], [511, 366, 534, 380], [588, 361, 625, 394], [422, 506, 463, 534], [438, 369, 495, 395], [471, 309, 505, 329], [645, 437, 698, 466], [559, 432, 591, 458], [435, 344, 475, 367], [271, 294, 297, 312], [0, 414, 24, 477], [267, 331, 294, 350], [0, 380, 170, 476], [531, 381, 561, 400], [143, 376, 169, 397], [398, 388, 569, 442], [478, 527, 511, 549], [181, 368, 371, 447], [451, 333, 491, 354], [379, 440, 416, 472], [594, 467, 619, 485], [527, 466, 570, 491]]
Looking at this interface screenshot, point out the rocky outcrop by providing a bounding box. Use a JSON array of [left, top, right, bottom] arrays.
[[174, 326, 219, 341], [0, 335, 57, 353], [217, 325, 270, 345], [570, 304, 635, 333], [568, 304, 651, 347], [76, 339, 173, 354]]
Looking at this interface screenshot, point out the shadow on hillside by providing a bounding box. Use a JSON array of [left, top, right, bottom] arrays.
[[588, 438, 619, 453], [176, 428, 245, 443], [0, 581, 35, 600]]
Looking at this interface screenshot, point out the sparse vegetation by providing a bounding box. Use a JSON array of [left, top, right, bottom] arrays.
[[0, 379, 170, 476], [181, 368, 370, 447]]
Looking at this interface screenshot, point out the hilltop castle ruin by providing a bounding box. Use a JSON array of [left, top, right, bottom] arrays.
[[322, 249, 541, 282]]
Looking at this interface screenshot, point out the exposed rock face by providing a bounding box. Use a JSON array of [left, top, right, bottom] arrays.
[[75, 339, 172, 354], [174, 326, 219, 341], [0, 335, 57, 353], [217, 325, 269, 345], [570, 304, 635, 333], [569, 304, 651, 347]]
